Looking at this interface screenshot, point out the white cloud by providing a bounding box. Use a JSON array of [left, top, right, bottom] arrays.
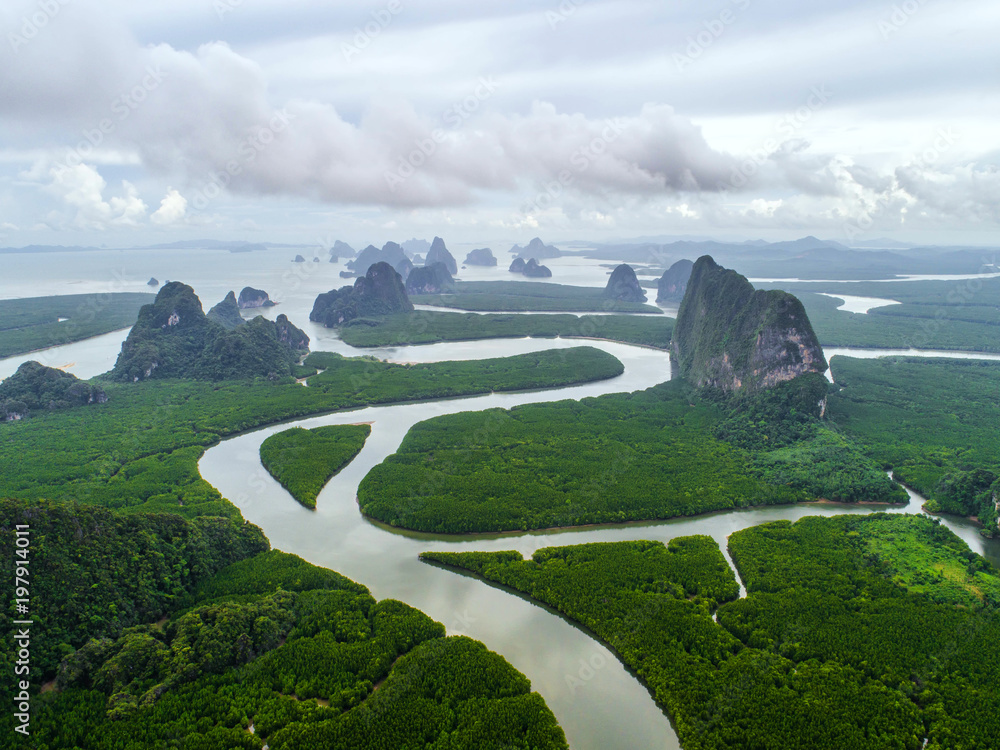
[[743, 199, 784, 218], [0, 0, 997, 244], [110, 181, 147, 226], [151, 188, 188, 225], [37, 162, 148, 228]]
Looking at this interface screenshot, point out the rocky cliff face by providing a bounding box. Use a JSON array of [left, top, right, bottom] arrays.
[[402, 238, 431, 256], [310, 262, 413, 327], [511, 237, 560, 259], [604, 264, 647, 303], [207, 291, 245, 329], [406, 262, 455, 294], [274, 314, 310, 351], [464, 248, 497, 266], [522, 259, 552, 278], [395, 257, 414, 282], [348, 242, 407, 276], [671, 256, 827, 393], [425, 237, 458, 275], [331, 240, 355, 259], [238, 287, 275, 309], [0, 361, 107, 420], [509, 257, 553, 277], [111, 282, 308, 382], [656, 259, 693, 303]]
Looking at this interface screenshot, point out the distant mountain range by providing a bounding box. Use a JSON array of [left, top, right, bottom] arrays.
[[0, 239, 310, 254], [572, 236, 999, 280], [2, 236, 996, 280]]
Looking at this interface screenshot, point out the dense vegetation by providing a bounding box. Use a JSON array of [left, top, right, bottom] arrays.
[[756, 277, 1000, 352], [0, 499, 268, 703], [427, 513, 1000, 749], [260, 425, 372, 508], [359, 378, 901, 533], [110, 282, 309, 382], [305, 346, 623, 402], [828, 356, 1000, 532], [411, 280, 661, 313], [672, 256, 827, 392], [0, 348, 622, 520], [0, 292, 153, 359], [405, 262, 454, 295], [206, 290, 246, 329], [0, 360, 107, 420], [724, 515, 1000, 749], [336, 310, 674, 349], [710, 373, 907, 503], [10, 524, 567, 749]]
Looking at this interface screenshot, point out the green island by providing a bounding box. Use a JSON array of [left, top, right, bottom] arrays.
[[1, 499, 568, 748], [358, 375, 903, 534], [828, 356, 1000, 532], [0, 292, 153, 359], [423, 513, 1000, 750], [0, 347, 622, 520], [260, 425, 372, 509], [336, 310, 674, 349], [305, 346, 625, 401], [411, 280, 662, 313], [755, 277, 1000, 353]]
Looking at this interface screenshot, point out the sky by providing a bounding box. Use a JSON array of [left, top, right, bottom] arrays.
[[1, 0, 998, 249]]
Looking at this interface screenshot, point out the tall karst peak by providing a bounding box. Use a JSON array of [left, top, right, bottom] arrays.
[[670, 256, 826, 393]]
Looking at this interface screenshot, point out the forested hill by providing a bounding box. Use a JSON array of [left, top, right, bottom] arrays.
[[1, 499, 568, 749], [671, 255, 826, 392], [0, 361, 106, 420], [311, 261, 413, 327], [0, 498, 269, 687], [110, 281, 309, 382]]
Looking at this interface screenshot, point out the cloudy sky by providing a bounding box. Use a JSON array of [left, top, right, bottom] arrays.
[[1, 0, 998, 248]]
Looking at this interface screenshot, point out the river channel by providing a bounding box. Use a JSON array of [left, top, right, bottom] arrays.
[[191, 337, 1000, 750], [3, 250, 1000, 748]]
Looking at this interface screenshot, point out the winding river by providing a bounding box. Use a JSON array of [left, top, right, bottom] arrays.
[[4, 249, 1000, 747], [190, 337, 1000, 750]]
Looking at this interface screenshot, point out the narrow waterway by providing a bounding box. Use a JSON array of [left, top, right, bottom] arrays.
[[196, 338, 1000, 750]]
